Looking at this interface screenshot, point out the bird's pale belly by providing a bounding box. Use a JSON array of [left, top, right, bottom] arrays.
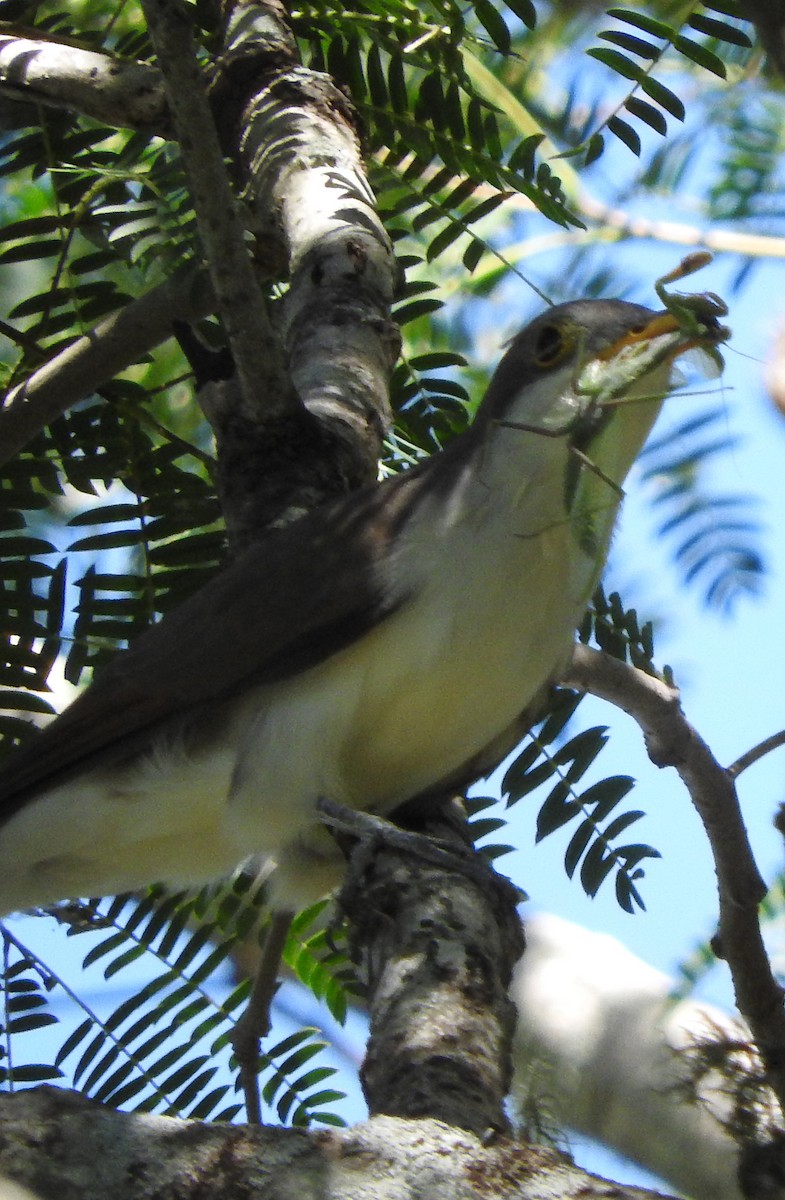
[[225, 528, 586, 904], [0, 523, 588, 914]]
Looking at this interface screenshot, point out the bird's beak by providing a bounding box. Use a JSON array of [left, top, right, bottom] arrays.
[[597, 312, 684, 361], [598, 307, 728, 367]]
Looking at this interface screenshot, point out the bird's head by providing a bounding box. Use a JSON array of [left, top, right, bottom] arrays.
[[476, 294, 729, 499], [479, 296, 729, 444], [471, 293, 730, 557]]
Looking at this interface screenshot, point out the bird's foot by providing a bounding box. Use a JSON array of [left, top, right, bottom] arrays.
[[316, 797, 520, 911]]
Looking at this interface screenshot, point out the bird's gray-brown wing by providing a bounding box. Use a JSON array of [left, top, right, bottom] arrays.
[[0, 470, 429, 819]]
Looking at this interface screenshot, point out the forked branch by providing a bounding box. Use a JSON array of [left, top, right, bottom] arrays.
[[562, 643, 785, 1118]]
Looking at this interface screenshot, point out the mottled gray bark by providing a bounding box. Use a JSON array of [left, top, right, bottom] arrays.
[[0, 1090, 680, 1200]]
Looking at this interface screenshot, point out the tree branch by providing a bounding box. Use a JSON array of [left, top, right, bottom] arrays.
[[221, 0, 400, 478], [0, 266, 214, 468], [166, 0, 404, 545], [0, 32, 167, 129], [0, 1089, 680, 1200], [561, 644, 785, 1118], [141, 0, 294, 422], [327, 802, 524, 1135], [513, 913, 748, 1200], [728, 730, 785, 780]]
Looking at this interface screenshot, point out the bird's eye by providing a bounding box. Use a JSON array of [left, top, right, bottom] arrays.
[[533, 323, 567, 367]]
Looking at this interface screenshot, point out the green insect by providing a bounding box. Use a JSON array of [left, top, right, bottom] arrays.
[[576, 252, 731, 408], [654, 251, 731, 347]]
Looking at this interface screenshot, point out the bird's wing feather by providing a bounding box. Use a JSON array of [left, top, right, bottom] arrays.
[[0, 470, 429, 815]]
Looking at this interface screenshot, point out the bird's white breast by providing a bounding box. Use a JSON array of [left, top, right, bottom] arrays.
[[0, 424, 603, 916]]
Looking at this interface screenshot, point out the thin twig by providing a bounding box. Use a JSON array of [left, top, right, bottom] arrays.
[[230, 908, 293, 1124], [562, 643, 785, 1119], [140, 0, 295, 420], [0, 267, 214, 467], [728, 730, 785, 779]]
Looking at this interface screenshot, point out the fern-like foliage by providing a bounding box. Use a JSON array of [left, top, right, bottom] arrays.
[[584, 2, 754, 161], [3, 879, 351, 1123], [639, 408, 764, 609], [470, 585, 668, 915]]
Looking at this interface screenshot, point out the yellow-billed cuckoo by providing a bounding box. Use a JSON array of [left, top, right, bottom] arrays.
[[0, 298, 727, 918]]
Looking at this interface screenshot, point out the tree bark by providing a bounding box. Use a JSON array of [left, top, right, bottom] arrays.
[[0, 1089, 680, 1199]]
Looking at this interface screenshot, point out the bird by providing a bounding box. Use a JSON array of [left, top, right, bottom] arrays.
[[0, 297, 728, 919]]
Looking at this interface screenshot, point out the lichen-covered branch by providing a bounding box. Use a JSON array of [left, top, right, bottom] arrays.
[[219, 0, 401, 484], [161, 0, 403, 543], [327, 805, 524, 1135], [0, 1083, 680, 1199]]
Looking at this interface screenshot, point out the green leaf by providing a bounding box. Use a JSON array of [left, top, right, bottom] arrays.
[[579, 775, 635, 814], [388, 52, 408, 114], [601, 810, 647, 842], [56, 1019, 93, 1067], [463, 194, 505, 225], [0, 215, 62, 242], [598, 30, 661, 60], [0, 240, 62, 263], [505, 0, 536, 29], [564, 819, 595, 878], [605, 8, 673, 39], [508, 133, 545, 177], [366, 44, 387, 109], [536, 782, 582, 840], [188, 1085, 231, 1120], [6, 1064, 63, 1082], [68, 503, 144, 526], [687, 12, 751, 47], [584, 133, 605, 165], [68, 529, 146, 553], [0, 535, 57, 556], [463, 239, 485, 272], [445, 82, 466, 142], [586, 46, 644, 82], [475, 0, 512, 54], [426, 222, 466, 262], [673, 34, 727, 77], [608, 116, 641, 155], [171, 1066, 218, 1111], [8, 1012, 58, 1033], [504, 758, 554, 801], [409, 351, 467, 370], [417, 72, 445, 129], [580, 838, 619, 897], [393, 298, 444, 325]]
